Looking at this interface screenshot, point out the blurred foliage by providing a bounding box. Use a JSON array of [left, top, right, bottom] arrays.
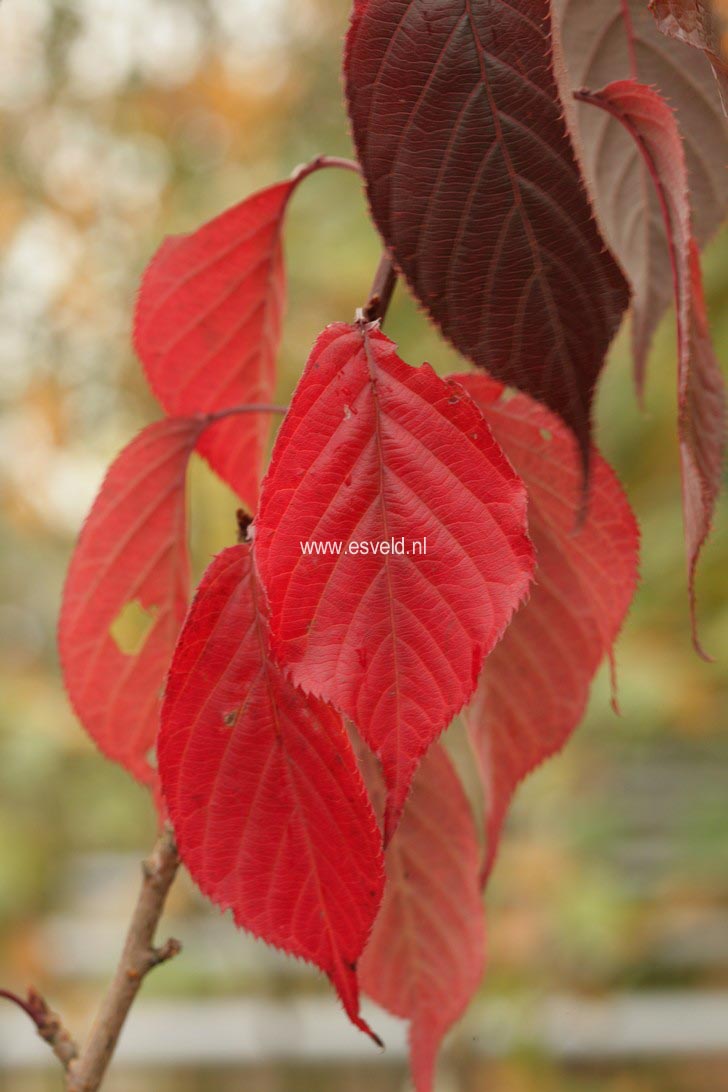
[[0, 1, 726, 1089]]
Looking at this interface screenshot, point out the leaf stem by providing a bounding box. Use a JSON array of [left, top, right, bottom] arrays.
[[291, 154, 362, 184], [362, 252, 398, 325], [207, 402, 289, 424]]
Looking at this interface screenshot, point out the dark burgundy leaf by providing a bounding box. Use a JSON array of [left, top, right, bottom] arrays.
[[344, 0, 630, 468]]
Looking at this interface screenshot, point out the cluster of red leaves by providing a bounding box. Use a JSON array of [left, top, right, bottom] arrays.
[[59, 3, 725, 1089]]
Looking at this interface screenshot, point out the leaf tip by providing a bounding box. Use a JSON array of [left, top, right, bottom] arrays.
[[690, 600, 715, 663]]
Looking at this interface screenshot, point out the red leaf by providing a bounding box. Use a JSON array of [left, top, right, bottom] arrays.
[[359, 744, 485, 1092], [457, 373, 639, 880], [134, 181, 291, 511], [574, 81, 725, 657], [158, 544, 384, 1042], [254, 322, 534, 839], [59, 417, 206, 788], [344, 0, 630, 468], [555, 0, 728, 394], [650, 0, 728, 114]]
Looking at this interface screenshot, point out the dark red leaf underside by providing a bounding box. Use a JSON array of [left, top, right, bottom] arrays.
[[359, 744, 485, 1092], [457, 373, 639, 881], [650, 0, 728, 113], [556, 0, 728, 394], [344, 0, 630, 467], [158, 545, 384, 1042], [134, 181, 291, 512], [575, 80, 725, 656], [59, 417, 206, 788], [255, 322, 534, 840]]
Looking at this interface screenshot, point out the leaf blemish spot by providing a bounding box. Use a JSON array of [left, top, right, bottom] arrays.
[[109, 599, 157, 656]]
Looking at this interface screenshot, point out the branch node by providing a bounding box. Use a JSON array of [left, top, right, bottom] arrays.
[[152, 937, 182, 966]]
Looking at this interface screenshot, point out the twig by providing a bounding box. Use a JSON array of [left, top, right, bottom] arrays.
[[361, 252, 398, 325], [0, 987, 79, 1070], [65, 823, 181, 1092]]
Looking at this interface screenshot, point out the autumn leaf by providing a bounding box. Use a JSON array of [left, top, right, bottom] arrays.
[[134, 180, 291, 513], [344, 0, 629, 470], [650, 0, 728, 114], [457, 374, 639, 880], [255, 322, 534, 840], [359, 743, 484, 1092], [59, 417, 207, 789], [158, 544, 384, 1042], [575, 80, 725, 656], [555, 0, 728, 392]]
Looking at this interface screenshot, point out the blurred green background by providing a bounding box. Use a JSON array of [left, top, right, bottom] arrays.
[[0, 1, 726, 1089]]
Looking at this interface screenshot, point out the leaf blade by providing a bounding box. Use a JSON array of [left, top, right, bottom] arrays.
[[158, 544, 384, 1041], [345, 0, 630, 464], [59, 416, 206, 788], [650, 0, 728, 113], [457, 374, 640, 880], [575, 79, 725, 655], [359, 744, 485, 1092], [255, 322, 534, 839], [134, 181, 291, 511], [555, 0, 728, 390]]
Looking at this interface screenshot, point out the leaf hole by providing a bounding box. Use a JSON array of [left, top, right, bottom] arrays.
[[109, 600, 157, 656]]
